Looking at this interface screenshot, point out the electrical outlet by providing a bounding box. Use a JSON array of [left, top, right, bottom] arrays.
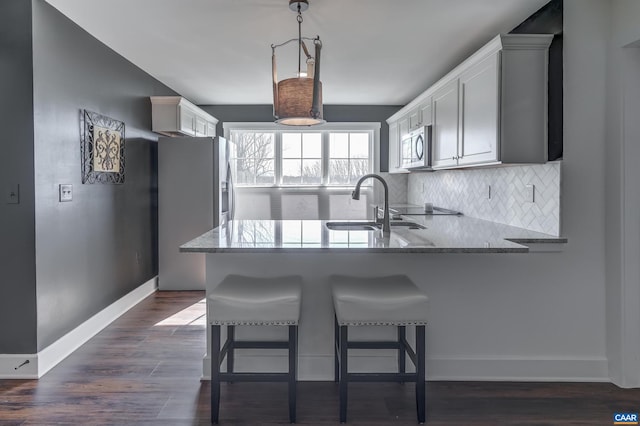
[[59, 184, 73, 202], [6, 184, 19, 204], [525, 184, 535, 203]]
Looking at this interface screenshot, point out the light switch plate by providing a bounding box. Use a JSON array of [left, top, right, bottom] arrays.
[[59, 184, 73, 202], [526, 184, 535, 203], [6, 184, 19, 204]]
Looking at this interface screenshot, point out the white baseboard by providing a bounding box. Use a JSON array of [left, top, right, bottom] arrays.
[[426, 357, 609, 382], [201, 354, 609, 382], [0, 354, 39, 379], [0, 277, 157, 380]]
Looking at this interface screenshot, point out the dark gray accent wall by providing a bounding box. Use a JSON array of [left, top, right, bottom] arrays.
[[0, 0, 38, 353], [200, 105, 402, 172], [30, 0, 176, 350]]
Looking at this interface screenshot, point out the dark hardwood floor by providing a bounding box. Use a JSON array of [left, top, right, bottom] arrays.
[[1, 291, 638, 425]]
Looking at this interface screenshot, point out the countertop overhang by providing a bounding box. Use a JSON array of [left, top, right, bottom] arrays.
[[180, 216, 567, 254]]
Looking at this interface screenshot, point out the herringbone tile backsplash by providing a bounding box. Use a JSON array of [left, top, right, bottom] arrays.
[[406, 162, 562, 236], [375, 172, 409, 205]]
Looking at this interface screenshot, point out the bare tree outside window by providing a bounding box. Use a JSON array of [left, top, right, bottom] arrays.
[[231, 132, 275, 185], [282, 133, 322, 185], [329, 133, 371, 184]]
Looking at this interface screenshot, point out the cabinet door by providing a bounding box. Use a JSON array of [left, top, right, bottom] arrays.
[[397, 117, 411, 168], [398, 116, 409, 139], [206, 121, 216, 137], [388, 121, 406, 173], [178, 106, 196, 136], [420, 101, 432, 126], [432, 79, 459, 168], [408, 108, 421, 131], [194, 116, 207, 137], [458, 52, 500, 166]]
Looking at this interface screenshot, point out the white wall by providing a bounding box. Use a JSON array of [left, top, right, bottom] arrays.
[[605, 0, 640, 387]]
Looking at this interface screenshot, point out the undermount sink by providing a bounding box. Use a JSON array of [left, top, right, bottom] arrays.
[[325, 221, 426, 231]]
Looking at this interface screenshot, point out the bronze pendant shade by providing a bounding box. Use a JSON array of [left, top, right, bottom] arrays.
[[271, 1, 325, 126]]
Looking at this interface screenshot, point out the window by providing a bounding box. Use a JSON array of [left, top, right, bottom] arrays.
[[329, 132, 370, 184], [227, 123, 379, 187], [232, 132, 275, 185], [282, 132, 322, 185]]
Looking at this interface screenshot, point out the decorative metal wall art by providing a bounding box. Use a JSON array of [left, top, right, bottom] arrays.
[[81, 110, 125, 184]]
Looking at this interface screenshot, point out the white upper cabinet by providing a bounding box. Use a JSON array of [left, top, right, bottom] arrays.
[[407, 101, 431, 132], [432, 79, 460, 169], [178, 104, 197, 136], [387, 34, 553, 171], [458, 52, 500, 166], [398, 115, 410, 138], [151, 96, 218, 138], [419, 102, 432, 127], [388, 121, 407, 173], [408, 108, 422, 131], [389, 116, 410, 173], [206, 121, 217, 137]]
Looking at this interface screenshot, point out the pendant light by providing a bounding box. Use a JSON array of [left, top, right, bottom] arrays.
[[271, 0, 325, 126]]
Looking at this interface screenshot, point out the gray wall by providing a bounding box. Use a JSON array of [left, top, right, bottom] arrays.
[[0, 0, 38, 353], [29, 0, 177, 351], [200, 105, 401, 172]]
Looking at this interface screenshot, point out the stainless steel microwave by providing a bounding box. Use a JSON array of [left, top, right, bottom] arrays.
[[400, 125, 432, 170]]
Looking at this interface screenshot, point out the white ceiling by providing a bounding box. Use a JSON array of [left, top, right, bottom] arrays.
[[44, 0, 550, 106]]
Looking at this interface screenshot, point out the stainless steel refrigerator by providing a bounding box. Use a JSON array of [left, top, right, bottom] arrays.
[[158, 136, 235, 290]]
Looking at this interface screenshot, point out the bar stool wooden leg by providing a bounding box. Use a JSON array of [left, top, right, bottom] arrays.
[[339, 324, 348, 423], [226, 325, 235, 374], [211, 324, 221, 424], [398, 326, 406, 377], [334, 315, 340, 382], [288, 325, 297, 423], [416, 325, 426, 424]]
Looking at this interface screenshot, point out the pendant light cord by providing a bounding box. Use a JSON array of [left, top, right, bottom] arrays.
[[297, 3, 303, 76]]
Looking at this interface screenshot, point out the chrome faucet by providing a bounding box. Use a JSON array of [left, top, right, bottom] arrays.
[[352, 173, 390, 236]]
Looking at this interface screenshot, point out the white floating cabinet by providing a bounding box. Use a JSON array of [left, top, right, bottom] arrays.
[[388, 33, 553, 171], [150, 96, 218, 138]]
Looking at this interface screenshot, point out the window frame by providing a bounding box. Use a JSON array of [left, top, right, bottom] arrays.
[[224, 122, 381, 188]]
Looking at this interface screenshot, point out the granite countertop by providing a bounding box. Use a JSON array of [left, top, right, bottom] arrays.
[[180, 215, 567, 254]]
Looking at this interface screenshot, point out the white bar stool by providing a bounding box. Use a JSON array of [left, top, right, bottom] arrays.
[[208, 274, 303, 424], [330, 274, 429, 423]]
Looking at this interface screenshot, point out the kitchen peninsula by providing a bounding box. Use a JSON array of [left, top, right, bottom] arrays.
[[181, 217, 566, 380]]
